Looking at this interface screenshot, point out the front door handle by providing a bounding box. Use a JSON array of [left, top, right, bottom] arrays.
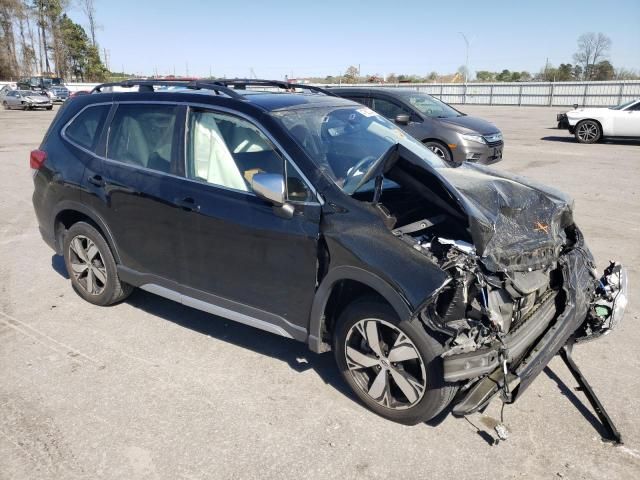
[[175, 197, 200, 212], [88, 174, 105, 187]]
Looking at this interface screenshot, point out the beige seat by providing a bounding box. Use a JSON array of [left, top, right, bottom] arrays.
[[192, 114, 248, 192]]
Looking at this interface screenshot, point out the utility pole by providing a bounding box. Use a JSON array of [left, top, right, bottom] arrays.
[[458, 32, 469, 84]]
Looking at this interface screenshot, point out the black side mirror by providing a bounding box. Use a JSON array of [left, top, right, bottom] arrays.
[[395, 114, 410, 125]]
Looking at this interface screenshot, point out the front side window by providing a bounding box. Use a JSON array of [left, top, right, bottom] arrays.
[[65, 105, 110, 151], [107, 104, 178, 173], [186, 110, 314, 201], [401, 92, 462, 118]]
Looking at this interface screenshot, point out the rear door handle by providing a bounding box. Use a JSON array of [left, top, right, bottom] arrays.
[[88, 174, 105, 187], [175, 197, 200, 212]]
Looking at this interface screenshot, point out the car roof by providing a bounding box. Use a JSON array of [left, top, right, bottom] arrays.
[[330, 87, 429, 97], [85, 89, 356, 113]]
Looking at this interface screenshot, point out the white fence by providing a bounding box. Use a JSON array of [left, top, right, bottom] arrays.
[[2, 80, 639, 107], [326, 80, 640, 107]]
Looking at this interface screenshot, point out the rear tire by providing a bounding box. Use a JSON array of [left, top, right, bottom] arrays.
[[333, 299, 457, 425], [46, 106, 53, 110], [63, 222, 133, 306], [575, 120, 601, 144], [2, 101, 8, 110]]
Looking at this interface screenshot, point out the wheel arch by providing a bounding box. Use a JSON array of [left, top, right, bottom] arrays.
[[421, 138, 453, 158], [576, 117, 604, 132], [308, 266, 413, 353], [52, 201, 121, 263]]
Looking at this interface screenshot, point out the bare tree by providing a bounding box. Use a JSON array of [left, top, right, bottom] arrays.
[[80, 0, 98, 47], [573, 32, 611, 80], [0, 0, 21, 78]]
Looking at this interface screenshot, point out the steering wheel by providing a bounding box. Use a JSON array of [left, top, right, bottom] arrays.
[[342, 155, 378, 192]]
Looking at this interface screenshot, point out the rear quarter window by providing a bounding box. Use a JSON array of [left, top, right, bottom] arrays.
[[64, 104, 110, 151]]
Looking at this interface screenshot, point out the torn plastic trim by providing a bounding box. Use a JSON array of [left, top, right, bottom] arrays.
[[442, 290, 557, 382]]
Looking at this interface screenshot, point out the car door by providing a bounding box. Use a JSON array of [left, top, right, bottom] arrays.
[[174, 106, 321, 334], [5, 91, 18, 108], [83, 102, 189, 282], [613, 102, 640, 137]]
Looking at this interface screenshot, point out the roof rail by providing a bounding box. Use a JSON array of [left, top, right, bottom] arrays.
[[90, 79, 244, 99], [211, 78, 337, 96]]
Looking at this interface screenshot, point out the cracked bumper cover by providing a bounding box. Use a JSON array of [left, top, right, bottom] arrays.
[[448, 248, 628, 416]]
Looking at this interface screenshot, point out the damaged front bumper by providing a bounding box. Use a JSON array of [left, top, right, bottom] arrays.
[[449, 248, 628, 416]]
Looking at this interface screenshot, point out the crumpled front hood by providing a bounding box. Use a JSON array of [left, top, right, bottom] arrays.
[[390, 156, 574, 272], [441, 164, 574, 271]]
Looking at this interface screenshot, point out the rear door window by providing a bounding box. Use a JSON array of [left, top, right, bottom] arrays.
[[107, 104, 178, 173], [65, 104, 110, 151]]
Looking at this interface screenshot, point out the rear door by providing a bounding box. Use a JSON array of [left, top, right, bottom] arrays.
[[174, 106, 321, 333], [83, 102, 188, 282]]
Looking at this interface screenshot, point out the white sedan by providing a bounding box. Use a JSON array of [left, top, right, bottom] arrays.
[[566, 99, 640, 143]]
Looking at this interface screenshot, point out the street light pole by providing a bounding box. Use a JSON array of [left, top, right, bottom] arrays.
[[458, 32, 469, 84]]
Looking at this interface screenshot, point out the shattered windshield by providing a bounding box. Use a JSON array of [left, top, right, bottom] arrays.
[[272, 105, 444, 193]]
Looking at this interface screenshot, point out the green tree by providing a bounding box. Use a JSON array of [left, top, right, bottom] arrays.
[[59, 13, 106, 81], [476, 70, 495, 82], [590, 60, 614, 81], [496, 69, 512, 81]]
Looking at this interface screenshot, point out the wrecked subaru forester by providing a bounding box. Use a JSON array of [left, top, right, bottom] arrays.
[[34, 80, 628, 428]]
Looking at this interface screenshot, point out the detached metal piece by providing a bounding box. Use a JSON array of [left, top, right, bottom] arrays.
[[559, 341, 623, 444]]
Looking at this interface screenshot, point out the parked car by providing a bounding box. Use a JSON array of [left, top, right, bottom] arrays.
[[2, 89, 52, 110], [31, 79, 627, 427], [0, 82, 17, 99], [559, 99, 640, 143], [331, 87, 503, 165], [17, 76, 69, 103]]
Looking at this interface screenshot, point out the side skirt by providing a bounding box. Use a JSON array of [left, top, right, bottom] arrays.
[[118, 266, 307, 342]]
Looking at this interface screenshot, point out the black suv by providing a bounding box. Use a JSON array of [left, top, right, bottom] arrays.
[[32, 79, 627, 426]]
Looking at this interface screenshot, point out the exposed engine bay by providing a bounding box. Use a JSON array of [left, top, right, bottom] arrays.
[[387, 211, 627, 409], [348, 143, 629, 417]]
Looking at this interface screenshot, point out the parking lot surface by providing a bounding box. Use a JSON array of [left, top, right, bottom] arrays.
[[1, 104, 639, 480]]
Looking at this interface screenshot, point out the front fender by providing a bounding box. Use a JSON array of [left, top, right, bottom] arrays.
[[307, 266, 414, 353]]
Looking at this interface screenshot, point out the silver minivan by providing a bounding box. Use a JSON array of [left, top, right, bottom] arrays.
[[332, 87, 503, 165]]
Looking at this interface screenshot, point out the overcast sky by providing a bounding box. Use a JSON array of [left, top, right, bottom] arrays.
[[68, 0, 640, 78]]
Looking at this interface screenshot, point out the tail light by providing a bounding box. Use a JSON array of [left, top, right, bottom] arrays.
[[30, 149, 47, 170]]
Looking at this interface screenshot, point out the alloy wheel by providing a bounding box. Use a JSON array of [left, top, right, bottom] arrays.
[[577, 121, 598, 142], [68, 235, 108, 295], [344, 318, 427, 410], [427, 144, 446, 159]]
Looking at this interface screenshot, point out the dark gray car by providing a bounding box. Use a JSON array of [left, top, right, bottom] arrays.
[[332, 87, 503, 165]]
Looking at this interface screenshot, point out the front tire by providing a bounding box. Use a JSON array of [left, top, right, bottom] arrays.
[[63, 222, 133, 306], [424, 140, 453, 163], [333, 299, 456, 425], [575, 120, 601, 144]]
